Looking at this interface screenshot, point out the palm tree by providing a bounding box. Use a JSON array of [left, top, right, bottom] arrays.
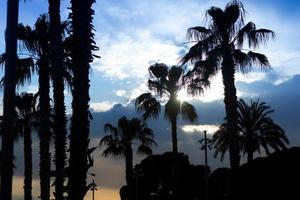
[[0, 0, 19, 199], [0, 54, 36, 87], [181, 0, 274, 168], [68, 0, 98, 199], [48, 0, 68, 199], [17, 15, 52, 200], [212, 99, 289, 163], [15, 93, 39, 200], [99, 116, 156, 199], [136, 63, 197, 153]]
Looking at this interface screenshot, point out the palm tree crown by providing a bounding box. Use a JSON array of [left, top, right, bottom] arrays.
[[212, 99, 289, 162], [100, 116, 156, 158], [136, 63, 197, 153]]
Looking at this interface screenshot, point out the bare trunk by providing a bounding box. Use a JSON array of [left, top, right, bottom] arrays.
[[246, 132, 254, 162], [171, 117, 178, 153], [125, 144, 134, 199], [24, 125, 32, 200], [221, 54, 240, 168], [39, 58, 51, 200], [48, 0, 67, 199], [0, 0, 19, 199], [221, 54, 240, 200], [68, 0, 95, 199]]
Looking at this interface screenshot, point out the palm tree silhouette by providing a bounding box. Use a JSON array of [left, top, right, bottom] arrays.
[[17, 15, 52, 200], [15, 93, 39, 200], [0, 54, 36, 88], [99, 116, 156, 199], [48, 0, 68, 199], [0, 0, 19, 198], [212, 99, 289, 163], [68, 0, 98, 199], [181, 0, 274, 168], [136, 63, 197, 153]]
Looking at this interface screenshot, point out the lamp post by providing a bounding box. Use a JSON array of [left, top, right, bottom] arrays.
[[199, 130, 212, 200], [204, 131, 208, 200]]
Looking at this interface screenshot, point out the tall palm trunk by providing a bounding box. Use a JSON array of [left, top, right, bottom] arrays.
[[38, 58, 51, 200], [0, 0, 19, 199], [125, 144, 133, 199], [171, 116, 178, 154], [247, 151, 253, 163], [68, 0, 95, 199], [48, 1, 67, 199], [24, 124, 32, 200], [246, 132, 253, 162], [221, 54, 240, 200], [221, 54, 240, 168]]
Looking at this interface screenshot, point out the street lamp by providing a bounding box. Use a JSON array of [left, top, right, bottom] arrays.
[[199, 130, 212, 200]]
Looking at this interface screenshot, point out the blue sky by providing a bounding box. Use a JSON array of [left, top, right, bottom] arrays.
[[1, 0, 300, 109], [1, 0, 300, 200]]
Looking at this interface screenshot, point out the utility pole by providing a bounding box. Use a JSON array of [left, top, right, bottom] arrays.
[[199, 130, 210, 200], [204, 131, 208, 200], [92, 179, 95, 200]]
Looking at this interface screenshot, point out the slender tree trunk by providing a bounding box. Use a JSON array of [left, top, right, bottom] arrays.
[[246, 132, 253, 162], [24, 125, 32, 200], [125, 144, 133, 200], [221, 54, 240, 200], [0, 0, 19, 199], [221, 54, 240, 168], [48, 1, 67, 199], [247, 152, 253, 163], [171, 116, 178, 153], [38, 58, 51, 200], [68, 0, 95, 199]]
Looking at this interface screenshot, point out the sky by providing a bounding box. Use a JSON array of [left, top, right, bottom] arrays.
[[1, 0, 300, 200]]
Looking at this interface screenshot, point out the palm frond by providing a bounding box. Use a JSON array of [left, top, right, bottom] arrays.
[[137, 144, 153, 155], [149, 63, 168, 79], [224, 0, 245, 31], [247, 51, 271, 70], [168, 66, 183, 84], [248, 29, 275, 49], [234, 22, 256, 48], [180, 102, 198, 122], [135, 93, 161, 121], [186, 26, 211, 41], [104, 123, 118, 137]]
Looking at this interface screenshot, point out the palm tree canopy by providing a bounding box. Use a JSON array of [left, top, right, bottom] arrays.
[[15, 93, 39, 135], [212, 99, 289, 161], [0, 54, 36, 88], [99, 116, 156, 157], [181, 0, 275, 95], [141, 63, 198, 122], [135, 92, 161, 121]]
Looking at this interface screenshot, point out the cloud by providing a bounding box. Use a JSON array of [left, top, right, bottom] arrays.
[[115, 90, 126, 97], [93, 32, 182, 80], [90, 101, 115, 112], [181, 124, 219, 135]]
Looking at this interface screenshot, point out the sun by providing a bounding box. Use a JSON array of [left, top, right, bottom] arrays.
[[176, 89, 191, 102]]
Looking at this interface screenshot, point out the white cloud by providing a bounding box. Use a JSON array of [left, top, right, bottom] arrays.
[[181, 124, 219, 135], [90, 101, 115, 112], [115, 90, 127, 97], [93, 32, 181, 80]]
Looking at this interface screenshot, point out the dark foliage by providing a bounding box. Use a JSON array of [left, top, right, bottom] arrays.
[[120, 152, 209, 200]]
